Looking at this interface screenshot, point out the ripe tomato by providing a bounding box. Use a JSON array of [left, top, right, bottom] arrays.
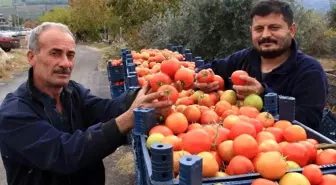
[[315, 149, 336, 165], [299, 141, 317, 163], [233, 134, 259, 159], [176, 97, 194, 106], [149, 73, 172, 91], [282, 143, 310, 167], [256, 112, 275, 128], [165, 112, 188, 134], [161, 135, 182, 151], [217, 140, 235, 163], [215, 100, 232, 116], [157, 85, 179, 104], [181, 129, 213, 154], [251, 178, 277, 185], [214, 75, 225, 90], [200, 110, 220, 124], [283, 125, 307, 142], [231, 70, 249, 85], [320, 174, 336, 185], [196, 69, 214, 83], [174, 67, 195, 89], [197, 152, 219, 178], [265, 127, 284, 143], [256, 131, 276, 144], [149, 125, 174, 136], [258, 140, 282, 153], [229, 121, 257, 140], [226, 155, 254, 175], [302, 164, 323, 185], [239, 106, 260, 118], [183, 105, 201, 123], [256, 151, 287, 180]]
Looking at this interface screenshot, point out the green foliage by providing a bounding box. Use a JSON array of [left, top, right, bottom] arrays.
[[139, 0, 255, 61], [38, 7, 71, 25], [327, 0, 336, 28], [138, 0, 334, 60]]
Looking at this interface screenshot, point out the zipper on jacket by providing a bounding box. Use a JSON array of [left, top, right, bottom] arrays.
[[44, 108, 54, 126]]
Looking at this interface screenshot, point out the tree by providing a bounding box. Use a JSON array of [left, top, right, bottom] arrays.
[[327, 0, 336, 28], [39, 7, 71, 25]]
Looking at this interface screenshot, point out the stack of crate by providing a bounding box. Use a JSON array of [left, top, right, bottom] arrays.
[[106, 59, 126, 99]]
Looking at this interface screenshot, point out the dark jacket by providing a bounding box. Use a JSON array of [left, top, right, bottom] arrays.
[[0, 68, 139, 185], [198, 39, 329, 130]]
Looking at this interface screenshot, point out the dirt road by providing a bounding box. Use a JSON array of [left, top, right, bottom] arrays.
[[0, 46, 136, 185]]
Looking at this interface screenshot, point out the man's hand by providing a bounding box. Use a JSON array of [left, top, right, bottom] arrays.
[[116, 83, 173, 133], [174, 68, 220, 93], [232, 75, 264, 100], [194, 81, 219, 93]]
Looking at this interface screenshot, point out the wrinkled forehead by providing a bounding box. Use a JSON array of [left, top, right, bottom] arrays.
[[38, 27, 75, 52]]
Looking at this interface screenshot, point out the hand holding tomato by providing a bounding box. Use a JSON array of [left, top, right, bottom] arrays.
[[232, 75, 264, 99], [193, 69, 221, 93], [128, 83, 173, 113]]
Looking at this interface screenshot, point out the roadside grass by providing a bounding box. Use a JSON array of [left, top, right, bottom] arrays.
[[0, 49, 29, 81]]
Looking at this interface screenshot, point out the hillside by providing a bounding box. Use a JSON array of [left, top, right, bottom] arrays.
[[301, 0, 331, 12]]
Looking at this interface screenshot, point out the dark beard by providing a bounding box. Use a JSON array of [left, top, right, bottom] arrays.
[[255, 36, 292, 59], [257, 47, 290, 59]]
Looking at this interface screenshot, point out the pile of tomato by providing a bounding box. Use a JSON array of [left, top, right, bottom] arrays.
[[113, 49, 336, 185]]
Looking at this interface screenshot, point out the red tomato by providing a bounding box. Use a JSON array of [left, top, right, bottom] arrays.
[[226, 156, 254, 175], [302, 164, 323, 185], [316, 149, 336, 165], [231, 70, 249, 85], [157, 85, 179, 104], [174, 67, 195, 89], [282, 143, 310, 167], [161, 58, 181, 79], [214, 75, 225, 90], [251, 178, 277, 185], [299, 141, 317, 163], [149, 73, 172, 91], [149, 125, 174, 136], [196, 69, 214, 83], [320, 174, 336, 185]]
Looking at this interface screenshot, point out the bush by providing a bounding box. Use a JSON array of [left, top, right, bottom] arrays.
[[139, 0, 255, 61], [99, 41, 128, 72], [138, 0, 332, 60]]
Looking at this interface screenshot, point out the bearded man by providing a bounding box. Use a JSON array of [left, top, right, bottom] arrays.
[[195, 0, 328, 130]]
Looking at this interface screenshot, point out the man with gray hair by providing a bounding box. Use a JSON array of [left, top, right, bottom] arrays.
[[0, 22, 172, 185]]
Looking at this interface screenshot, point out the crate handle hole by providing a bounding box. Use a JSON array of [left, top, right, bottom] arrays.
[[157, 145, 164, 148], [162, 172, 167, 179], [186, 157, 193, 161], [161, 155, 167, 161]]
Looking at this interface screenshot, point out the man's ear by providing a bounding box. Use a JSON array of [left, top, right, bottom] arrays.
[[289, 23, 297, 38], [27, 50, 35, 66]]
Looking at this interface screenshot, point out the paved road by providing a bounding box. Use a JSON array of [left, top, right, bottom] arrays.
[[0, 46, 136, 185]]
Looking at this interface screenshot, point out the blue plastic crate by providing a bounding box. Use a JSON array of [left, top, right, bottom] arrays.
[[131, 108, 336, 185], [110, 85, 125, 98], [318, 109, 336, 141], [107, 65, 125, 81]]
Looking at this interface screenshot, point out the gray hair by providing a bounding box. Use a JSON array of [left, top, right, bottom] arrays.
[[28, 22, 75, 52]]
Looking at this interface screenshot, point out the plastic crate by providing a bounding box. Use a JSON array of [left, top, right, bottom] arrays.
[[107, 65, 125, 81], [110, 85, 125, 99], [131, 108, 336, 185], [318, 109, 336, 141]]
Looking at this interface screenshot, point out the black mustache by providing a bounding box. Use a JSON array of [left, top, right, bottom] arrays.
[[259, 38, 277, 45], [54, 68, 71, 74]]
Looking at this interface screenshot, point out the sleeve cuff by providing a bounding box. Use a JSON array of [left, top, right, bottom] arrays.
[[101, 119, 127, 147]]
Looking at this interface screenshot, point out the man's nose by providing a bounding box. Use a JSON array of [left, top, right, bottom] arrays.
[[261, 27, 271, 38], [59, 55, 72, 68]]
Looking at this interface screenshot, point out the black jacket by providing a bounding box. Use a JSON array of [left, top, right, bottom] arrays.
[[198, 39, 329, 130], [0, 67, 140, 185]]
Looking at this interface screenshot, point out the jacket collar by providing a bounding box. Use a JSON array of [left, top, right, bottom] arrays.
[[249, 38, 299, 74], [26, 67, 73, 106]]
